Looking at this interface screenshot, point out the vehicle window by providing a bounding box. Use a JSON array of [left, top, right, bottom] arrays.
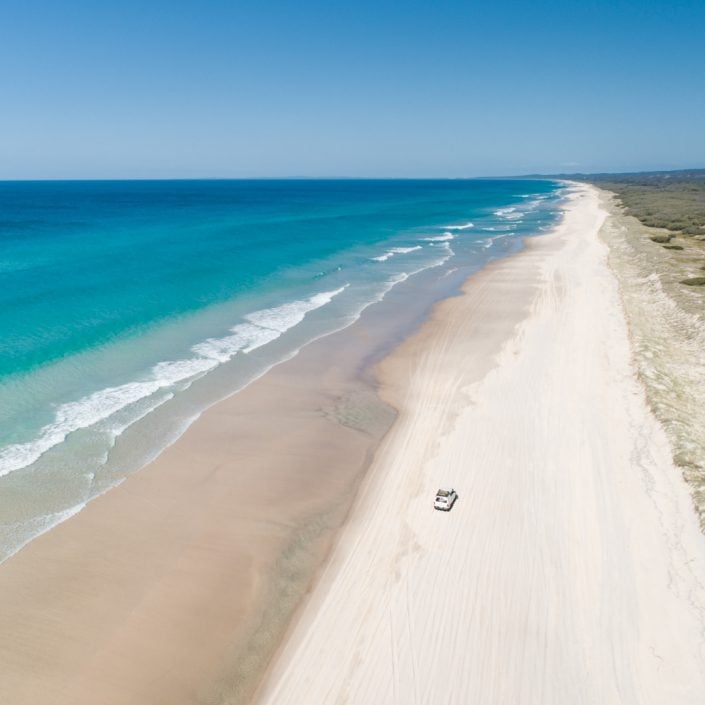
[[437, 490, 449, 496]]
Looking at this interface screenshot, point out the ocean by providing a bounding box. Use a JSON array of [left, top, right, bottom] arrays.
[[0, 179, 563, 560]]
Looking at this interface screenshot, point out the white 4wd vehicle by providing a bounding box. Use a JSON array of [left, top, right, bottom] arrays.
[[434, 488, 458, 511]]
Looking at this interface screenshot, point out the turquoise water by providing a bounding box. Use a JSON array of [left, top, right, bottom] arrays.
[[0, 179, 562, 559]]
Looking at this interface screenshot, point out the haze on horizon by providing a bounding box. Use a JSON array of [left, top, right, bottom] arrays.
[[1, 0, 704, 180]]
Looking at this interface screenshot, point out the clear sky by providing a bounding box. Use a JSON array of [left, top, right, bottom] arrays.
[[1, 0, 704, 178]]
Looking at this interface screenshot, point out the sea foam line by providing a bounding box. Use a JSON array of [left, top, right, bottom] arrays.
[[349, 242, 455, 322], [421, 232, 454, 242], [370, 246, 423, 262], [0, 501, 89, 564], [482, 224, 516, 232], [0, 286, 348, 479], [442, 222, 474, 230], [494, 207, 525, 221]]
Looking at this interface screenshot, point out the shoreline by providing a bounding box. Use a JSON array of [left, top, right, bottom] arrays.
[[5, 182, 701, 705], [0, 304, 397, 705], [255, 184, 705, 704], [247, 199, 577, 702], [0, 178, 562, 568], [0, 199, 548, 704]]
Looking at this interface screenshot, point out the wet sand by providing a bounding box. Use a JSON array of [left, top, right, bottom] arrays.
[[0, 321, 395, 705], [255, 184, 705, 704]]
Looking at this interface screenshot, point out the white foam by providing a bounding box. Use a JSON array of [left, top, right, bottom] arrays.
[[0, 501, 89, 564], [520, 195, 552, 213], [442, 222, 474, 230], [245, 286, 347, 333], [494, 207, 525, 221], [479, 232, 513, 251], [371, 246, 422, 262], [188, 286, 349, 363], [106, 392, 175, 441], [0, 286, 349, 479], [482, 224, 515, 232], [437, 241, 455, 258], [421, 233, 454, 242], [0, 361, 217, 479], [192, 322, 279, 362], [152, 357, 220, 384]]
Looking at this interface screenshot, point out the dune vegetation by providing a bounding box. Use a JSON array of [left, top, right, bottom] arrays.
[[584, 169, 705, 236]]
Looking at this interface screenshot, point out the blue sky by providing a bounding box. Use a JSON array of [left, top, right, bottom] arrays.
[[1, 0, 704, 178]]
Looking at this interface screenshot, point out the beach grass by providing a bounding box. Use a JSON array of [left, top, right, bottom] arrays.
[[597, 187, 705, 534]]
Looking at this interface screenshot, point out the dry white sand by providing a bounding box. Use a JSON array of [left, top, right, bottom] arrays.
[[256, 185, 705, 705]]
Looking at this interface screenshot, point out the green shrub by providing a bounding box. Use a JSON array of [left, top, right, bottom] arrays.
[[584, 171, 705, 235]]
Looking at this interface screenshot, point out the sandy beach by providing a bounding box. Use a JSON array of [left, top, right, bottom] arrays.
[[255, 185, 705, 704], [2, 183, 705, 705], [4, 0, 704, 701], [0, 329, 395, 705]]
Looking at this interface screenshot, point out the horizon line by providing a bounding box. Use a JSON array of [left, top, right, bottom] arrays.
[[1, 167, 704, 183]]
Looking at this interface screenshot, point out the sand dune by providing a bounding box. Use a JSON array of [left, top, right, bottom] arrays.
[[256, 186, 705, 705]]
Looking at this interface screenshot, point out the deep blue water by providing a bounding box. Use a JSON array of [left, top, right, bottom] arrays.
[[0, 178, 562, 559]]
